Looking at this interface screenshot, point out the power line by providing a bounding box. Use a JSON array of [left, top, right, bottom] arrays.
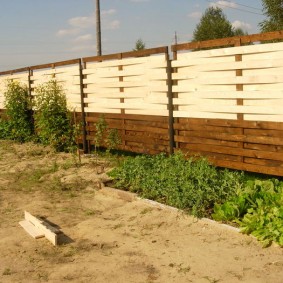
[[224, 0, 262, 11], [206, 0, 264, 16]]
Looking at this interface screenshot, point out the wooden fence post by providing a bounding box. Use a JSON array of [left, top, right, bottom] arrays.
[[166, 53, 174, 154], [79, 59, 88, 153]]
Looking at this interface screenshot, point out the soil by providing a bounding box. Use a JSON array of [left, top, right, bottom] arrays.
[[0, 140, 282, 283]]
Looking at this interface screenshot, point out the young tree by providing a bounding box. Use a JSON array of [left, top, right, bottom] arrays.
[[192, 7, 235, 42], [260, 0, 283, 32], [133, 39, 146, 51]]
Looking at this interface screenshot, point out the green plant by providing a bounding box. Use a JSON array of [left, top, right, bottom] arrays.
[[108, 152, 243, 217], [94, 115, 107, 150], [33, 80, 76, 152], [2, 80, 33, 142], [106, 128, 121, 154], [213, 179, 283, 247]]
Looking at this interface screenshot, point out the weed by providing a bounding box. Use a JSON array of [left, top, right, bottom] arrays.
[[108, 152, 243, 218], [2, 268, 12, 275]]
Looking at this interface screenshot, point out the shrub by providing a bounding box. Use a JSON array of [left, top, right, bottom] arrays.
[[2, 80, 33, 142], [108, 152, 243, 217], [33, 80, 75, 152], [213, 179, 283, 247]]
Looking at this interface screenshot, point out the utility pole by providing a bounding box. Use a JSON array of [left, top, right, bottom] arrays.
[[96, 0, 102, 56]]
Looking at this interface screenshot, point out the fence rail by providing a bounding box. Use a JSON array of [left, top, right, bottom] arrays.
[[1, 31, 283, 176]]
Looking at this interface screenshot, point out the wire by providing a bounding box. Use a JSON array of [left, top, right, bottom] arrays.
[[223, 0, 262, 11], [206, 0, 264, 16]]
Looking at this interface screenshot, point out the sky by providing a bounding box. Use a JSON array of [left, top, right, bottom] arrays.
[[0, 0, 265, 72]]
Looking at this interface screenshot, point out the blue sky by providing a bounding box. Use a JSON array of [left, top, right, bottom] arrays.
[[0, 0, 265, 71]]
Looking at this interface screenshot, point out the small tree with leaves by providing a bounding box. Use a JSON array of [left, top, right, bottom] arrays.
[[1, 80, 33, 142], [193, 7, 235, 42], [260, 0, 283, 33], [133, 39, 146, 51]]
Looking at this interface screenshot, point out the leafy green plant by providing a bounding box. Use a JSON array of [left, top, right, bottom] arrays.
[[2, 80, 33, 142], [213, 179, 283, 247], [94, 115, 108, 151], [33, 80, 76, 152], [106, 128, 121, 154], [108, 152, 243, 217]]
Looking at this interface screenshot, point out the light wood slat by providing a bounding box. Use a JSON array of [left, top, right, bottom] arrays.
[[84, 92, 147, 99], [172, 71, 235, 80], [243, 67, 283, 76], [244, 83, 283, 91], [174, 98, 237, 106], [244, 99, 283, 106], [83, 80, 147, 88], [172, 56, 235, 68], [174, 110, 237, 119], [84, 107, 121, 114], [19, 220, 45, 239], [175, 42, 283, 60], [56, 79, 81, 85], [173, 84, 235, 92], [124, 97, 168, 104], [244, 115, 283, 122], [177, 75, 283, 85], [85, 55, 166, 69], [54, 66, 80, 74], [125, 109, 168, 116], [176, 90, 283, 99], [86, 102, 167, 110], [173, 58, 283, 72], [243, 51, 283, 61], [178, 104, 283, 115]]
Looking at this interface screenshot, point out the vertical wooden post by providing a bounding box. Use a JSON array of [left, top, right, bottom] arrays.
[[118, 53, 126, 149], [166, 51, 174, 155], [79, 59, 88, 153], [234, 38, 244, 163], [172, 47, 179, 152]]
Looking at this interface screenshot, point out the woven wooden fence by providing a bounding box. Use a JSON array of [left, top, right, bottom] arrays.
[[0, 30, 283, 176]]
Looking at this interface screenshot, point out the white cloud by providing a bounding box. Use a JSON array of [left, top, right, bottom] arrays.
[[68, 16, 94, 29], [73, 34, 93, 43], [232, 20, 252, 30], [210, 1, 237, 9], [70, 44, 96, 52], [104, 20, 120, 30], [129, 0, 150, 2], [102, 9, 116, 15], [188, 11, 202, 19], [56, 28, 80, 37]]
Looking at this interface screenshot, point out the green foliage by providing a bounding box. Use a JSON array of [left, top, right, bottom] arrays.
[[2, 80, 33, 142], [213, 179, 283, 247], [133, 38, 146, 51], [94, 115, 108, 149], [108, 152, 243, 217], [107, 128, 121, 153], [193, 7, 234, 42], [33, 80, 75, 152], [260, 0, 283, 33]]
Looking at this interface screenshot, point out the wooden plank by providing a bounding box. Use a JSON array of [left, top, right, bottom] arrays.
[[177, 142, 283, 162], [211, 159, 283, 176], [172, 57, 283, 72], [172, 32, 283, 52], [24, 211, 60, 246], [175, 104, 283, 115], [174, 110, 237, 120], [175, 131, 283, 146], [19, 220, 45, 239]]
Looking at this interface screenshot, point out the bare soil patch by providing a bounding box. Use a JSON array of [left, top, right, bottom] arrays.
[[0, 140, 282, 283]]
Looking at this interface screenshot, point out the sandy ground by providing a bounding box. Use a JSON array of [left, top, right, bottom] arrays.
[[0, 140, 282, 283]]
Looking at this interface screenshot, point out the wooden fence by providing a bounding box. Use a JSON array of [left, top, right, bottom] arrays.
[[0, 30, 283, 176]]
